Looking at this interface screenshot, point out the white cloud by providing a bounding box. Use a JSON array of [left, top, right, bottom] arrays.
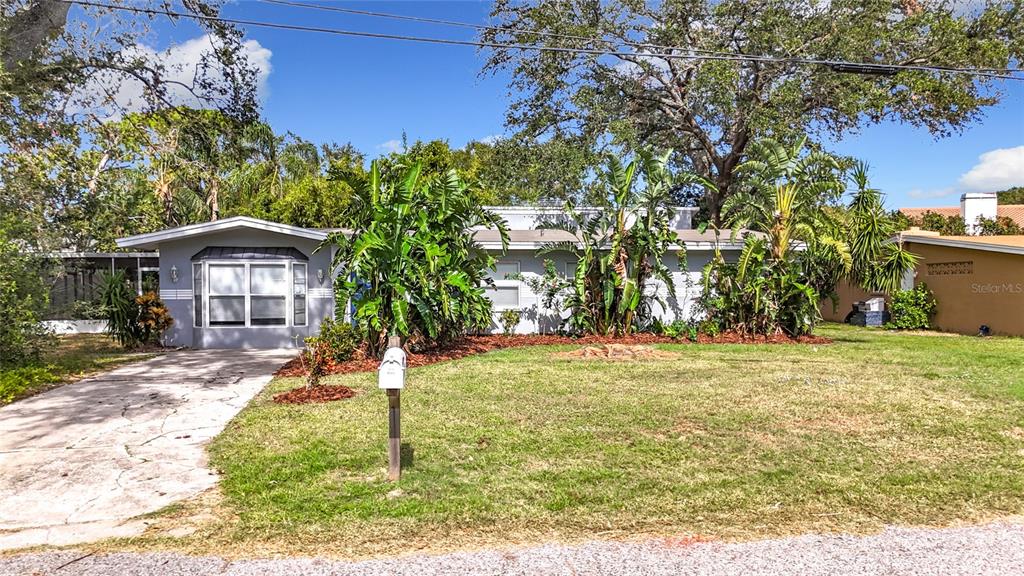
[[73, 34, 272, 118], [958, 146, 1024, 192], [377, 139, 403, 154], [478, 134, 502, 145], [907, 187, 957, 200]]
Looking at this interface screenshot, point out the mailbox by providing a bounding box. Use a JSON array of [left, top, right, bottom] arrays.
[[378, 346, 407, 389]]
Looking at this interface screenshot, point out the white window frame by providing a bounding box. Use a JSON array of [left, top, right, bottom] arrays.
[[486, 260, 521, 310], [292, 262, 308, 327], [197, 260, 306, 329]]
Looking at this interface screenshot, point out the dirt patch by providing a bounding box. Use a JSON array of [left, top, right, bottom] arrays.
[[274, 332, 831, 378], [273, 384, 357, 404], [555, 344, 678, 361]]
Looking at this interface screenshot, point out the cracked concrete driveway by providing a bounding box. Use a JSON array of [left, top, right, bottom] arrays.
[[0, 349, 294, 551]]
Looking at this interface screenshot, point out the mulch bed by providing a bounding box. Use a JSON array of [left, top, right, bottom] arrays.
[[273, 384, 357, 404], [274, 332, 831, 378]]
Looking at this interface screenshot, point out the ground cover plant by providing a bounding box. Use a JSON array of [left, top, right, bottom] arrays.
[[0, 334, 152, 405], [119, 324, 1024, 558]]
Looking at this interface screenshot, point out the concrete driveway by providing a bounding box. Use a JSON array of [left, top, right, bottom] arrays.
[[0, 349, 294, 550]]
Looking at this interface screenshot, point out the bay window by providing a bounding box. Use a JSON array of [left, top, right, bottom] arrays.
[[193, 260, 307, 328]]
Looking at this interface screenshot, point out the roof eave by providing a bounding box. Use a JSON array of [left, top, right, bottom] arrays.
[[116, 217, 330, 249]]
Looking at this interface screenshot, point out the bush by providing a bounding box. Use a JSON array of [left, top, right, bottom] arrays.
[[136, 291, 174, 344], [0, 366, 58, 404], [886, 283, 937, 330], [499, 309, 522, 336], [100, 270, 173, 348], [0, 234, 55, 367], [317, 317, 360, 362], [653, 319, 699, 341], [300, 336, 331, 389]]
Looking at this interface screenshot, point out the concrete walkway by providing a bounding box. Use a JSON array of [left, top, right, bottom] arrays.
[[2, 521, 1022, 575], [0, 349, 294, 551]]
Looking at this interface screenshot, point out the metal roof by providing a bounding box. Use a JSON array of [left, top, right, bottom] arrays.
[[191, 246, 309, 261]]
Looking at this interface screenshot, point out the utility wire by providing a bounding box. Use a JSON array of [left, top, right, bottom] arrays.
[[261, 0, 1020, 76], [58, 0, 1022, 80]]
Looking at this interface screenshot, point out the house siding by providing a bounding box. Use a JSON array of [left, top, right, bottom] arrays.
[[156, 229, 334, 348], [486, 249, 714, 334], [903, 241, 1024, 336]]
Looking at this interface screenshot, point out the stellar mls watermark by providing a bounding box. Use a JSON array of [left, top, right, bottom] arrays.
[[972, 283, 1024, 294]]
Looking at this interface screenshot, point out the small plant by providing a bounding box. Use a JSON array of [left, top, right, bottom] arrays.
[[886, 283, 937, 330], [317, 317, 360, 362], [300, 336, 331, 389], [100, 271, 173, 349], [100, 270, 143, 348], [136, 291, 174, 345], [499, 309, 522, 336]]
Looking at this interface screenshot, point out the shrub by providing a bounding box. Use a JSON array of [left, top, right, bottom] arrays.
[[100, 271, 173, 348], [325, 160, 510, 356], [0, 234, 55, 367], [0, 366, 58, 404], [300, 336, 331, 389], [653, 319, 698, 341], [886, 283, 937, 330], [499, 309, 522, 336], [136, 291, 174, 344], [317, 317, 360, 362]]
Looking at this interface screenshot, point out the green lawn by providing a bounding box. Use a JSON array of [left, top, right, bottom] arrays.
[[0, 334, 152, 405], [156, 325, 1024, 557]]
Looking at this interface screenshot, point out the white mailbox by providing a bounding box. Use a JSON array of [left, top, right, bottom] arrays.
[[378, 346, 407, 390]]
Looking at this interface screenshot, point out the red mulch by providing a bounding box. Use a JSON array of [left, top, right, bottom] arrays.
[[274, 332, 831, 378], [273, 384, 357, 404]]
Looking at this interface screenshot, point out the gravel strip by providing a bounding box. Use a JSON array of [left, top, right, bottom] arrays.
[[3, 521, 1023, 576]]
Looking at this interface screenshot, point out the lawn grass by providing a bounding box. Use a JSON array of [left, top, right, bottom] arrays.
[[0, 334, 153, 405], [143, 325, 1024, 557]]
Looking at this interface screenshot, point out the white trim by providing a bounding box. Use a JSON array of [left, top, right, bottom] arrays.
[[475, 240, 745, 251], [159, 289, 193, 300], [116, 216, 332, 249], [901, 234, 1024, 256], [308, 288, 333, 298]]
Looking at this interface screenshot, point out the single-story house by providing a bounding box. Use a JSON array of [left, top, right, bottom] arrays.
[[112, 208, 751, 348], [117, 217, 338, 349], [821, 230, 1024, 336]]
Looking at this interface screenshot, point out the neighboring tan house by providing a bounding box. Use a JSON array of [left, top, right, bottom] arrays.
[[896, 233, 1024, 336], [822, 230, 1024, 336], [111, 209, 754, 348]]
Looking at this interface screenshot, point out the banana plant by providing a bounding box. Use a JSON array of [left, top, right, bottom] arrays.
[[537, 149, 679, 336], [321, 160, 509, 356]]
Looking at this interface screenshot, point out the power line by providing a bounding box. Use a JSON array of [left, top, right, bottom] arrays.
[[261, 0, 1020, 76], [58, 0, 1022, 80]]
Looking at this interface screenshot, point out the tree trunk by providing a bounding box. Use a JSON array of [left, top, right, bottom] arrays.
[[1, 0, 69, 70], [208, 179, 220, 221]]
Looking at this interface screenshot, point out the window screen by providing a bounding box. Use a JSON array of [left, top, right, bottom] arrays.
[[490, 261, 520, 281], [209, 264, 245, 326], [484, 286, 519, 307], [293, 263, 307, 326], [250, 264, 287, 326], [193, 263, 203, 327]]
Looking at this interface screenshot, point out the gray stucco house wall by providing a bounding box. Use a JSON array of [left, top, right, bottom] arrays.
[[116, 211, 749, 347], [118, 218, 335, 349]]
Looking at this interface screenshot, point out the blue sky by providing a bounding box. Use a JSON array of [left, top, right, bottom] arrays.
[[140, 1, 1023, 208]]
